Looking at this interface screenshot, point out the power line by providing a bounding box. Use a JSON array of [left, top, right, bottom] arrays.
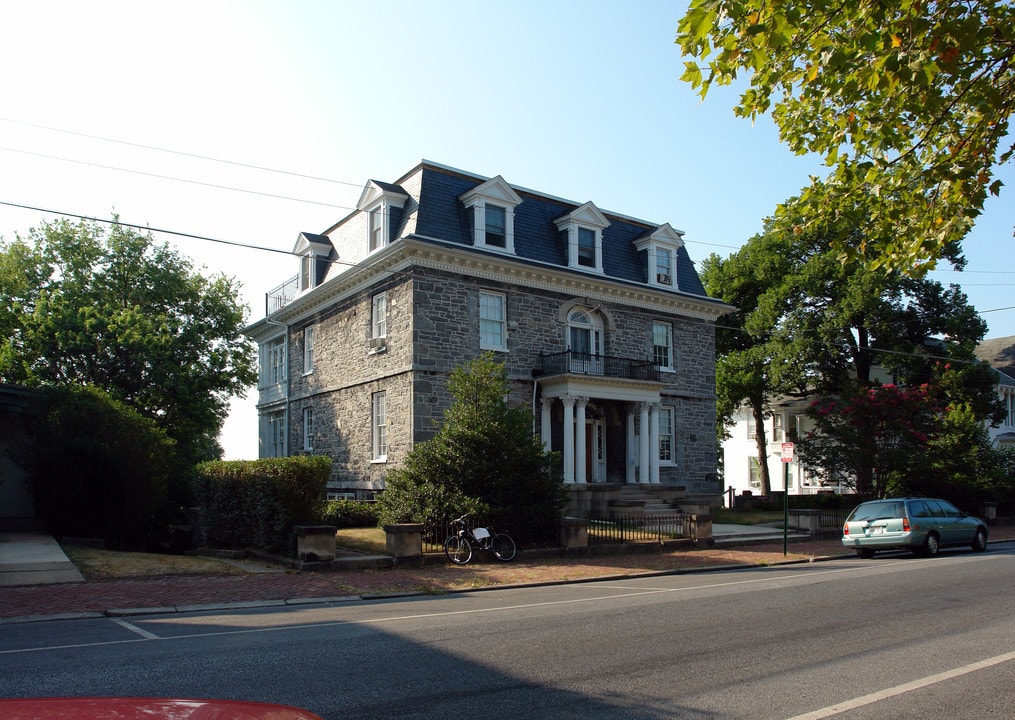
[[0, 116, 363, 189], [0, 200, 294, 256], [0, 145, 354, 211]]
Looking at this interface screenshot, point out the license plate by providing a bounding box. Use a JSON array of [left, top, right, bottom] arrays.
[[869, 527, 883, 535]]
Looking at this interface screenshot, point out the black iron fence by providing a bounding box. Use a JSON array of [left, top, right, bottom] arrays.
[[421, 512, 690, 554], [540, 351, 659, 382], [586, 512, 689, 545]]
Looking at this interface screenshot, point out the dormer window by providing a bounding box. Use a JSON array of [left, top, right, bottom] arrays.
[[292, 233, 333, 292], [460, 175, 522, 253], [554, 202, 610, 274], [633, 223, 684, 290], [358, 180, 409, 254]]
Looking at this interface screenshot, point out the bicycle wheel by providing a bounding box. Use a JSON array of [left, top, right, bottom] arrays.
[[490, 533, 516, 562], [444, 536, 473, 565]]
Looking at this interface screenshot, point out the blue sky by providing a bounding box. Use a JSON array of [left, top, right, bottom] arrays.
[[2, 0, 1013, 459]]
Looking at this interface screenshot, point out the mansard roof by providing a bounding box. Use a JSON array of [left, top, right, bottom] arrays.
[[394, 162, 710, 298]]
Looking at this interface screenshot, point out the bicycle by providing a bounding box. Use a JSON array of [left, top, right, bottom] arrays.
[[443, 515, 517, 564]]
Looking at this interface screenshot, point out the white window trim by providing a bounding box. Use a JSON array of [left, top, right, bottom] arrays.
[[372, 391, 388, 462], [269, 411, 286, 458], [357, 181, 408, 254], [303, 407, 314, 452], [479, 290, 508, 351], [653, 321, 674, 372], [370, 292, 388, 353], [303, 325, 315, 375], [265, 337, 287, 386], [634, 223, 685, 290], [460, 175, 522, 254], [554, 202, 610, 275], [658, 406, 675, 465]]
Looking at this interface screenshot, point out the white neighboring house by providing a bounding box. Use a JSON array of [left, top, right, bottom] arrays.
[[720, 368, 896, 506], [974, 336, 1015, 451], [722, 342, 1015, 506]]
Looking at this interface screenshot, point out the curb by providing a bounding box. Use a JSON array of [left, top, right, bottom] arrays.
[[0, 552, 853, 625]]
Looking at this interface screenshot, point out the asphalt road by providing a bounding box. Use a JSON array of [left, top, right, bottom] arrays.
[[2, 546, 1013, 720]]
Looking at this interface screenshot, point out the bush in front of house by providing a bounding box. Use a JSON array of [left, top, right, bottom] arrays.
[[19, 385, 173, 548], [319, 499, 379, 528], [195, 456, 331, 555]]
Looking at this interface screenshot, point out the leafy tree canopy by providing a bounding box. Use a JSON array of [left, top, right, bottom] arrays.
[[377, 353, 566, 528], [678, 0, 1015, 272], [0, 218, 257, 470]]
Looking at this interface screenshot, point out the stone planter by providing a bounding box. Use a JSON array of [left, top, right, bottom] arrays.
[[384, 523, 424, 559], [293, 525, 337, 561]]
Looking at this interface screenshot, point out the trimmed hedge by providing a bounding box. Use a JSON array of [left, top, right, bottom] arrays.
[[195, 456, 331, 555], [319, 499, 379, 528]]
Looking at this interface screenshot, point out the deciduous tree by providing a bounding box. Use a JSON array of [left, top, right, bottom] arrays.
[[677, 0, 1015, 272], [0, 218, 257, 474]]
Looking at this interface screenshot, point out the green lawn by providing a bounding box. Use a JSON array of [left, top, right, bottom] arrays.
[[335, 526, 388, 554]]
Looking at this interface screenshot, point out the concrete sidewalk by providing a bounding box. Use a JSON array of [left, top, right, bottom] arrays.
[[0, 532, 84, 587]]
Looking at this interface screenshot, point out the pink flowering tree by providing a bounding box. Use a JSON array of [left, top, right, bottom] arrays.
[[799, 383, 941, 498]]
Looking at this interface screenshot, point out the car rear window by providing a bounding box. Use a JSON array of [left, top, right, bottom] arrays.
[[849, 501, 906, 521]]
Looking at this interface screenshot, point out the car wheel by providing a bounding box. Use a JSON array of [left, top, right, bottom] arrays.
[[856, 548, 875, 559], [971, 528, 988, 553], [917, 532, 940, 557]]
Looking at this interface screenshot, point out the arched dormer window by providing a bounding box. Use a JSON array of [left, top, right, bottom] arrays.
[[459, 175, 523, 253], [357, 180, 409, 253], [633, 223, 684, 290]]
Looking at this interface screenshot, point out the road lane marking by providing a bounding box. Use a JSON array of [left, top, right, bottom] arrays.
[[784, 650, 1015, 720], [111, 618, 160, 640]]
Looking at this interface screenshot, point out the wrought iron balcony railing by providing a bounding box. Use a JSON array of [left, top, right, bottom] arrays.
[[266, 275, 300, 315], [539, 351, 660, 382]]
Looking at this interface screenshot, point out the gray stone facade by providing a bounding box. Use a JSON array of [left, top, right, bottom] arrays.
[[245, 161, 730, 501]]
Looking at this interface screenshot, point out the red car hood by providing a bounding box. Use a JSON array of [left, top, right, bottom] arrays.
[[0, 697, 324, 720]]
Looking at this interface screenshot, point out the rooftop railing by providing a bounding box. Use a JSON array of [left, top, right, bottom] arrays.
[[266, 275, 300, 315]]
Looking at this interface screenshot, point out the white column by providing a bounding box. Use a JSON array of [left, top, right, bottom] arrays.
[[626, 407, 636, 484], [638, 402, 650, 483], [540, 397, 553, 451], [562, 395, 575, 484], [575, 397, 588, 484], [649, 403, 660, 484]]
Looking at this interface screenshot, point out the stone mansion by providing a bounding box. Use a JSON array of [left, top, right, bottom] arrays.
[[244, 160, 732, 505]]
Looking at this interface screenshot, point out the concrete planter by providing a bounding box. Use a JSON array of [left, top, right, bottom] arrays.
[[384, 523, 424, 559]]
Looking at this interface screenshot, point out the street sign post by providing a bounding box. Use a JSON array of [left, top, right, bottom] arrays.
[[781, 443, 793, 554]]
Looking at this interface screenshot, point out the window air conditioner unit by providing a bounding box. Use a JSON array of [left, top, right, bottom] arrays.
[[370, 336, 387, 350], [657, 273, 672, 285]]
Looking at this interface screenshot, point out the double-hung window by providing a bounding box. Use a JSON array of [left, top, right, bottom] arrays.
[[479, 291, 507, 351], [269, 412, 286, 457], [577, 227, 597, 268], [372, 391, 387, 461], [371, 292, 387, 350], [267, 337, 287, 385], [658, 407, 674, 463], [369, 207, 384, 251], [303, 326, 314, 375], [485, 205, 507, 248], [653, 322, 673, 371], [656, 248, 673, 285], [303, 407, 314, 452]]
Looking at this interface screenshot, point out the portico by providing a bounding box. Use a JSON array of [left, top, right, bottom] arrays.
[[538, 373, 668, 484]]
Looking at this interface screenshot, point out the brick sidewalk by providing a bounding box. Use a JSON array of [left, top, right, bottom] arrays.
[[3, 534, 1010, 623]]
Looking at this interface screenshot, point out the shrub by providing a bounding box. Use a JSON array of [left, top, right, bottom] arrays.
[[195, 456, 331, 555], [319, 499, 379, 528], [19, 385, 173, 547]]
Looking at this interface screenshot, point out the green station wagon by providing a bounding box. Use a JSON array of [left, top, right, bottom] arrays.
[[842, 497, 989, 558]]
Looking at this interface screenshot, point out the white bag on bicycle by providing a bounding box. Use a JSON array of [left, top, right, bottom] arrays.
[[473, 527, 491, 541]]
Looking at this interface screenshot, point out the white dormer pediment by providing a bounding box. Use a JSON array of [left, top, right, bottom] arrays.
[[553, 201, 611, 231], [356, 180, 409, 211], [292, 232, 333, 256], [633, 223, 685, 252], [459, 175, 523, 208]]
